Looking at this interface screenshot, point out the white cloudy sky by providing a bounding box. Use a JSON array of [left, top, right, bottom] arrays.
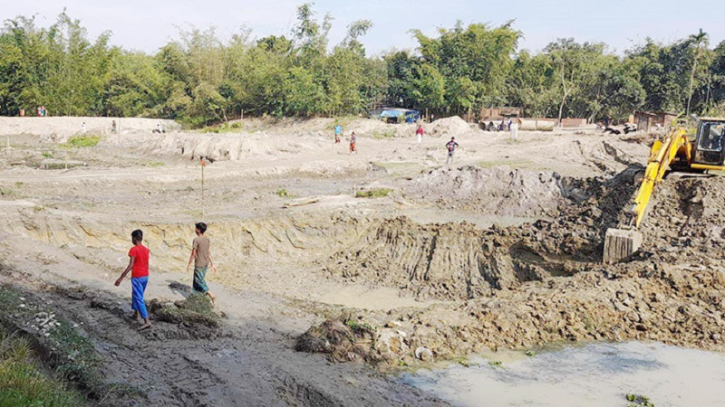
[[3, 0, 724, 55]]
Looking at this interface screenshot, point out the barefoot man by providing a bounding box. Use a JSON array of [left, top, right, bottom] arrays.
[[115, 229, 152, 331], [187, 222, 217, 305]]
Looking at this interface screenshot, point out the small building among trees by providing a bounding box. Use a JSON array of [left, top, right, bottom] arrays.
[[634, 111, 678, 132]]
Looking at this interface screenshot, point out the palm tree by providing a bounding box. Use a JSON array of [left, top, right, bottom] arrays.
[[687, 29, 709, 117]]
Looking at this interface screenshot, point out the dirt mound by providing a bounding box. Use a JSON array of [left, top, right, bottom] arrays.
[[326, 217, 590, 300], [636, 175, 725, 262], [0, 117, 178, 143], [151, 293, 220, 329], [403, 166, 570, 217], [106, 131, 326, 162], [296, 317, 379, 363], [427, 116, 472, 137]]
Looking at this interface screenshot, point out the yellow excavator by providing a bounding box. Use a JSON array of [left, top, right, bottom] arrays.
[[603, 116, 725, 264]]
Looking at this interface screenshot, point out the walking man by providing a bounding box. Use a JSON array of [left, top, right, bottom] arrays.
[[445, 137, 459, 167], [115, 229, 152, 331], [187, 222, 217, 305], [510, 116, 522, 141]]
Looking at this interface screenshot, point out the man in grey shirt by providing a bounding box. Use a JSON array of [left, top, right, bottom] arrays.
[[186, 222, 217, 305]]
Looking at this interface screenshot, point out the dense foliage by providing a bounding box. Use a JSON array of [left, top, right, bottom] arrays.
[[1, 5, 725, 125]]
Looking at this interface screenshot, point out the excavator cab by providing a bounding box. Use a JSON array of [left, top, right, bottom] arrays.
[[693, 119, 725, 167]]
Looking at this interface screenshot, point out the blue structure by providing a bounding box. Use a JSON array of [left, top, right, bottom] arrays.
[[377, 108, 420, 123]]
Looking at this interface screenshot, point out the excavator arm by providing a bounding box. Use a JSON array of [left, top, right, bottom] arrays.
[[629, 128, 689, 228], [603, 127, 689, 264]]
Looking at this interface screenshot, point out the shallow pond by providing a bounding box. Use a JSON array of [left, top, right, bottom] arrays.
[[402, 342, 725, 407]]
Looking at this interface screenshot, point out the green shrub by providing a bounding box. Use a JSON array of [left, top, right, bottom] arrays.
[[63, 135, 101, 148], [355, 188, 392, 198], [154, 293, 219, 328], [372, 129, 396, 139], [0, 326, 84, 407]]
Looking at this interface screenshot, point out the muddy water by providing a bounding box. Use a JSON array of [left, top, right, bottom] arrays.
[[402, 342, 725, 407]]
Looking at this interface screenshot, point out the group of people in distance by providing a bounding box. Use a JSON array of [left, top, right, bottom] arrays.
[[114, 222, 216, 331], [333, 121, 462, 165]]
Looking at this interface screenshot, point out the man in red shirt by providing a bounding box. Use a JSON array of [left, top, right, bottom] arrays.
[[115, 229, 151, 331]]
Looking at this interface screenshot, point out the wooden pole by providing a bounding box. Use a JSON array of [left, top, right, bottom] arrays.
[[201, 158, 206, 220]]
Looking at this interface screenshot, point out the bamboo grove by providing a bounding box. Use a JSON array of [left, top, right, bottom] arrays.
[[1, 5, 725, 125]]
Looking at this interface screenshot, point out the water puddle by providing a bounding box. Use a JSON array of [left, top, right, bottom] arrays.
[[402, 342, 725, 407]]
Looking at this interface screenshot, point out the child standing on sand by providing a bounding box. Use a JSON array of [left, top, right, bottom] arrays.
[[334, 124, 342, 144], [187, 222, 217, 305], [115, 229, 152, 331], [349, 132, 358, 155]]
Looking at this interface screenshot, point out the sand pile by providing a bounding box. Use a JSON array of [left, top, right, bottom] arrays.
[[257, 116, 474, 140], [0, 117, 178, 143], [105, 131, 327, 162], [426, 116, 473, 138], [403, 166, 571, 217]]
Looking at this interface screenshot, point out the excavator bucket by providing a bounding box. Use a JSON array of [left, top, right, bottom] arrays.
[[603, 228, 642, 264]]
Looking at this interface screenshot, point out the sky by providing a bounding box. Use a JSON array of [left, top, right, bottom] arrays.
[[3, 0, 725, 56]]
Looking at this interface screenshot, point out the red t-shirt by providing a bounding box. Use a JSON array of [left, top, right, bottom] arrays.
[[128, 245, 150, 278]]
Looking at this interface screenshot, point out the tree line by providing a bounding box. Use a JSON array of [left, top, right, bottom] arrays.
[[1, 5, 724, 126]]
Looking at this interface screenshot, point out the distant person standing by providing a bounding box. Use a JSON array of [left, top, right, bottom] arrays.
[[115, 229, 152, 331], [111, 120, 117, 134], [416, 124, 424, 144], [445, 137, 459, 166], [187, 222, 217, 305], [334, 124, 342, 144], [349, 132, 358, 155], [510, 116, 522, 141], [82, 122, 87, 133]]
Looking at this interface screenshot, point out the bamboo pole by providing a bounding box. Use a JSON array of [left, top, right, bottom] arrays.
[[201, 158, 206, 220]]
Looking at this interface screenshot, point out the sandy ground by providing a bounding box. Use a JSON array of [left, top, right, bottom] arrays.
[[0, 116, 671, 406]]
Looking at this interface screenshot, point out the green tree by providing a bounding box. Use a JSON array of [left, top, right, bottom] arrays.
[[686, 29, 709, 116]]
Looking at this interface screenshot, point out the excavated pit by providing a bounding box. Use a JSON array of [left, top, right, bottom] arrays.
[[0, 166, 641, 303], [4, 163, 725, 370]]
